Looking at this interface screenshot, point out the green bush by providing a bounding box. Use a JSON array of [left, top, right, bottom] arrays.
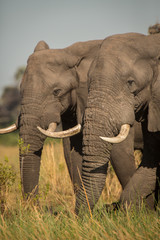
[[0, 157, 16, 187], [0, 157, 16, 213]]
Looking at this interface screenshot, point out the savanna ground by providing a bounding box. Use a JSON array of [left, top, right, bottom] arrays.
[[0, 133, 159, 240]]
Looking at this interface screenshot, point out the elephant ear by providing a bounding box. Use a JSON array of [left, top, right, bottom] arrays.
[[76, 81, 88, 124], [65, 40, 102, 124], [148, 65, 160, 132], [34, 41, 49, 52], [74, 59, 92, 124]]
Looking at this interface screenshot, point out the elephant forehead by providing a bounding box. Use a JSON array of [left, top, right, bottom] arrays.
[[27, 57, 69, 78], [24, 65, 76, 90], [112, 51, 152, 75], [90, 52, 132, 78], [27, 49, 66, 67], [113, 53, 138, 76], [133, 59, 153, 81], [44, 67, 77, 86]]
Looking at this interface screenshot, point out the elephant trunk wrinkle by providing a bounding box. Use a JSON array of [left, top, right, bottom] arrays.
[[87, 85, 135, 127], [75, 116, 112, 214], [75, 87, 133, 214], [20, 154, 41, 195], [75, 168, 108, 213], [19, 118, 46, 198]]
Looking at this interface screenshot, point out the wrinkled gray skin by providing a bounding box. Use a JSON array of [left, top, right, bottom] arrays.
[[19, 40, 102, 198], [75, 33, 160, 214], [18, 39, 143, 201]]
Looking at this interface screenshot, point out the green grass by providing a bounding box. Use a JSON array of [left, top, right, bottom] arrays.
[[0, 203, 159, 240], [0, 139, 159, 240], [0, 132, 19, 146]]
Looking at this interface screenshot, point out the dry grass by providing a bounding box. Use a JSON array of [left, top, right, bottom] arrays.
[[41, 141, 131, 211], [0, 142, 159, 240], [0, 142, 143, 212], [39, 140, 75, 212]]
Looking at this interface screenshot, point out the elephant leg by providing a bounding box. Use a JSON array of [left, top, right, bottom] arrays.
[[63, 136, 82, 193], [110, 124, 136, 189], [120, 121, 160, 210], [70, 150, 82, 192], [120, 166, 157, 209], [134, 121, 144, 151], [155, 164, 160, 208]]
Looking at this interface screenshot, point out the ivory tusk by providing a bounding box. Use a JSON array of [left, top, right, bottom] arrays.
[[37, 124, 81, 138], [47, 122, 57, 132], [100, 124, 130, 143], [0, 123, 18, 134]]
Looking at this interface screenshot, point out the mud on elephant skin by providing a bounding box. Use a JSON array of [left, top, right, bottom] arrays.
[[75, 33, 160, 214]]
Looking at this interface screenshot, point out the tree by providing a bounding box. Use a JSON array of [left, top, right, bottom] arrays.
[[148, 23, 160, 34], [0, 66, 24, 126], [14, 66, 25, 83]]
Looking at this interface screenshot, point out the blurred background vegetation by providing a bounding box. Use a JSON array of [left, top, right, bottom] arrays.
[[0, 66, 25, 146]]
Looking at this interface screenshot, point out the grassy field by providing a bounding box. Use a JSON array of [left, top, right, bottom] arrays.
[[0, 139, 159, 240]]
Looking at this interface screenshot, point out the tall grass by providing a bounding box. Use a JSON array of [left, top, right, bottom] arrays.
[[0, 141, 159, 240]]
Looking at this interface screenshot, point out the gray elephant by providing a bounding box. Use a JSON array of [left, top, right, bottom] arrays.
[[72, 33, 160, 214], [0, 39, 143, 204], [0, 39, 103, 198]]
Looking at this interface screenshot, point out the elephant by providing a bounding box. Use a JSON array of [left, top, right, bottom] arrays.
[[0, 39, 105, 199], [0, 37, 144, 204], [72, 32, 160, 214]]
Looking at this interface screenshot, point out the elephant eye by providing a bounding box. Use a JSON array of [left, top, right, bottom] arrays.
[[53, 88, 61, 96], [127, 79, 134, 86], [127, 79, 137, 95]]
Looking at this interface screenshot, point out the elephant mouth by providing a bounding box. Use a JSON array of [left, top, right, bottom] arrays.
[[100, 124, 130, 143]]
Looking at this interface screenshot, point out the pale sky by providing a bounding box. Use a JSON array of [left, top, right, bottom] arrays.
[[0, 0, 160, 95]]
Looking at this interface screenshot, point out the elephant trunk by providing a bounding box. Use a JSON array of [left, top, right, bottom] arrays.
[[19, 106, 46, 199], [75, 90, 114, 214], [75, 78, 135, 214]]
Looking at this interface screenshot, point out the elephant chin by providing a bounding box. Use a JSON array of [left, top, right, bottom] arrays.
[[100, 124, 130, 143], [37, 123, 81, 138]]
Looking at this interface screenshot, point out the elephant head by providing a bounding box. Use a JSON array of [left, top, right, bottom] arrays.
[[75, 33, 160, 214], [0, 39, 102, 199]]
